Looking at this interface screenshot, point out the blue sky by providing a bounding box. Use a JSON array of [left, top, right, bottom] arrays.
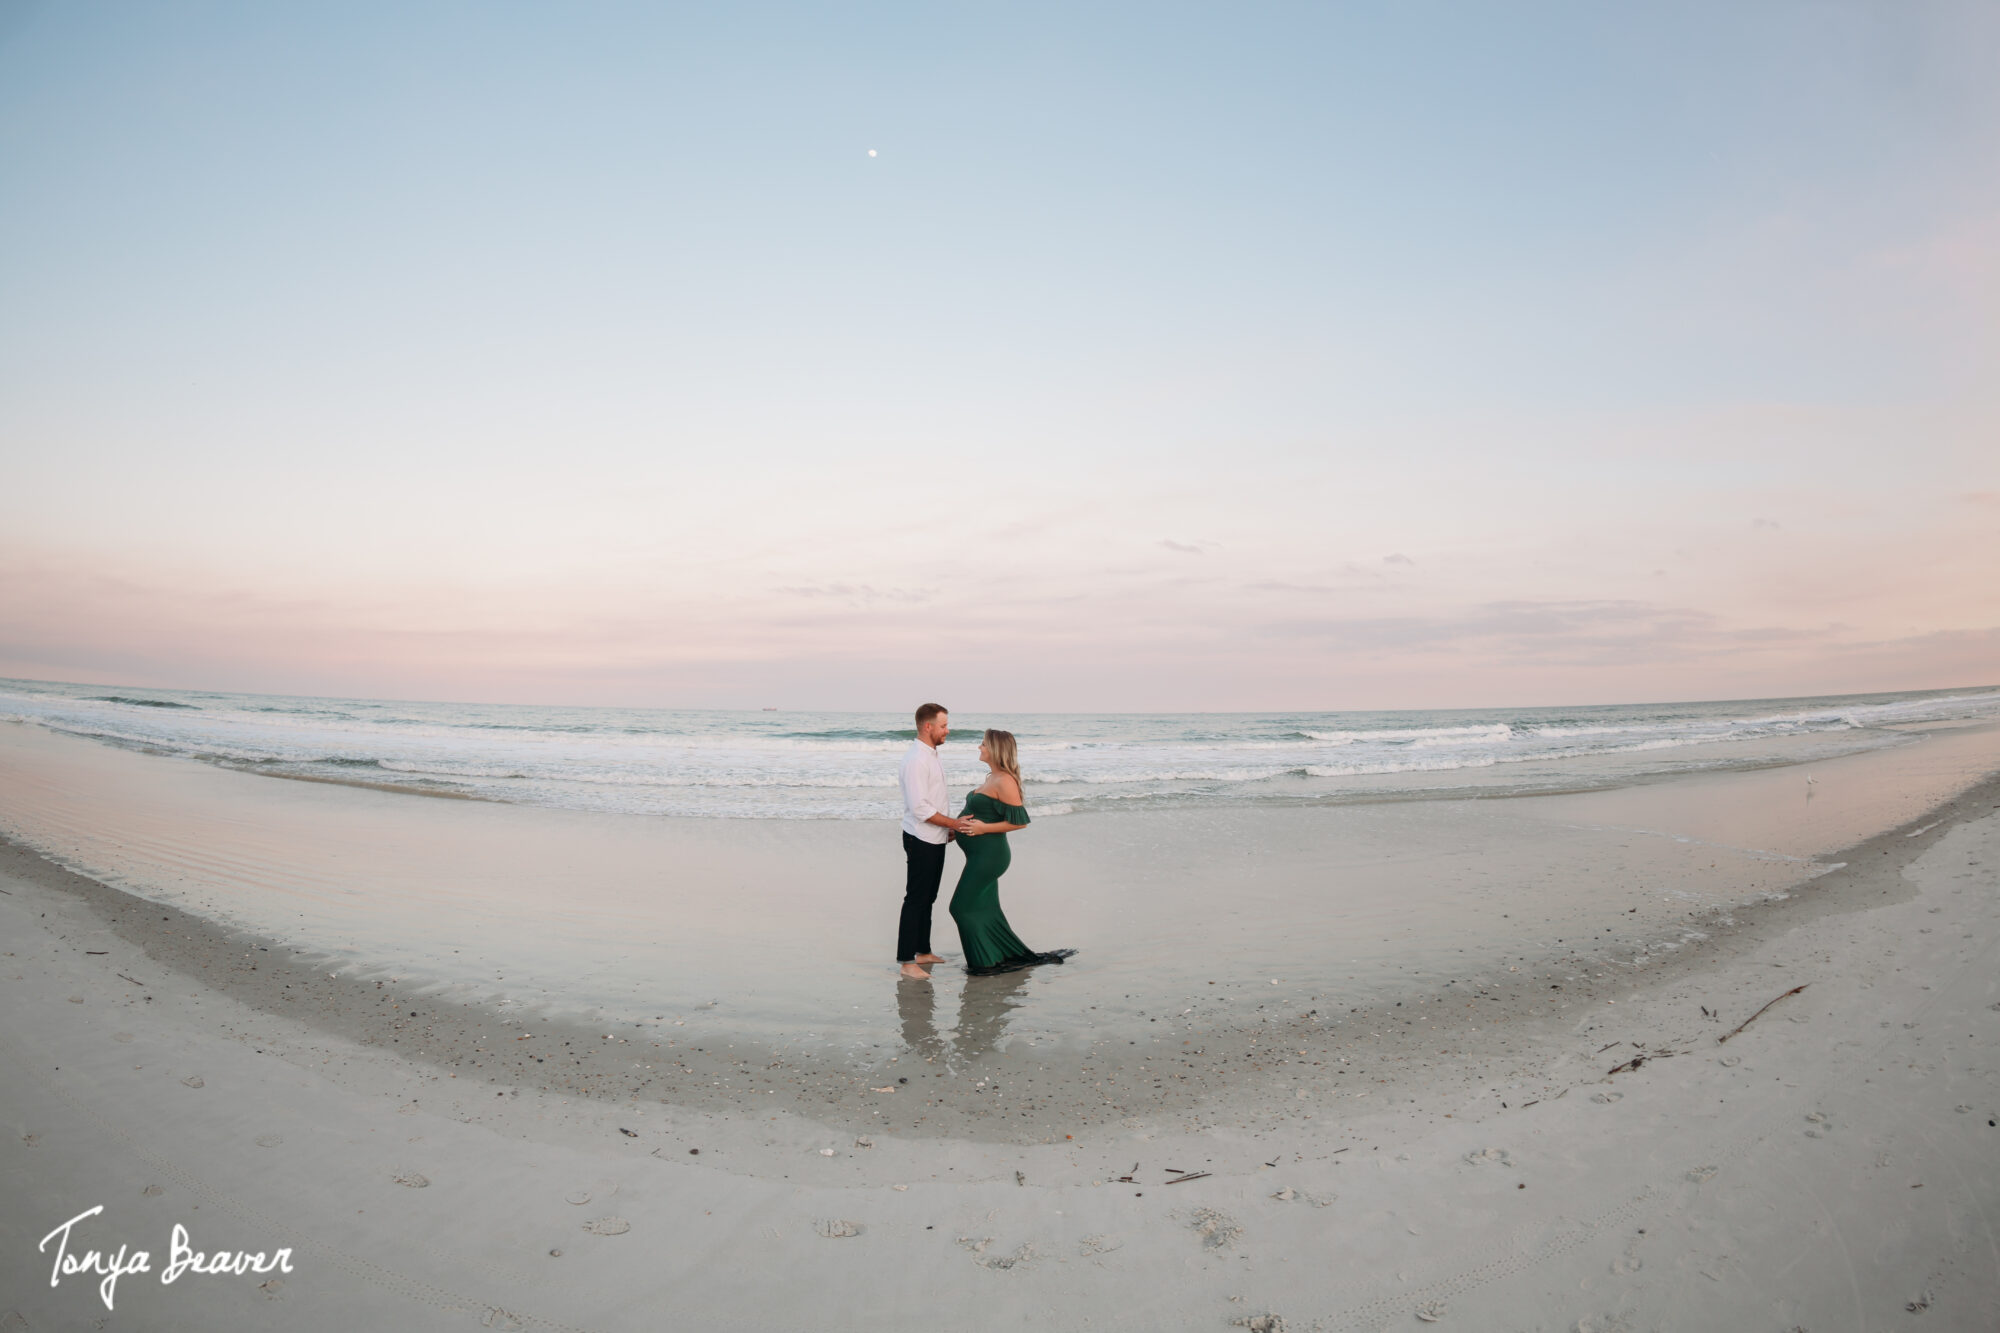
[[2, 3, 1995, 709]]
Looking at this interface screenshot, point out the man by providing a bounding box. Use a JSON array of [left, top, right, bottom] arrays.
[[898, 702, 973, 979]]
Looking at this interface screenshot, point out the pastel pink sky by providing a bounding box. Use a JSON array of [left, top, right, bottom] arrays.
[[2, 6, 1995, 712]]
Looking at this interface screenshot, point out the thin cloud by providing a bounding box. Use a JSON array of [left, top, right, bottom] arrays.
[[773, 583, 934, 605], [1160, 540, 1205, 555], [1257, 598, 1735, 666]]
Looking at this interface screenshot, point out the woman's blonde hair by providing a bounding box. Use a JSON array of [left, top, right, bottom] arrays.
[[984, 729, 1021, 785]]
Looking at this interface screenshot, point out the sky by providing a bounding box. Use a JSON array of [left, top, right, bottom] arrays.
[[1, 1, 1996, 712]]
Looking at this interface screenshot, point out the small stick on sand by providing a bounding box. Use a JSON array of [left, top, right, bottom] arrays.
[[117, 973, 145, 987], [1165, 1172, 1210, 1184], [1718, 984, 1808, 1044]]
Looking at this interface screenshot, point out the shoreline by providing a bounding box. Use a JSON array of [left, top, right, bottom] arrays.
[[5, 718, 1997, 1056], [4, 733, 1998, 1328], [3, 761, 1995, 1149]]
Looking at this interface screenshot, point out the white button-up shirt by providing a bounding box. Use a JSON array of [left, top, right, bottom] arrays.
[[899, 739, 951, 843]]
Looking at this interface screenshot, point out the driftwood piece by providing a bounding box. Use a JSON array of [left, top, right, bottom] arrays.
[[1165, 1172, 1211, 1185], [1717, 984, 1808, 1044]]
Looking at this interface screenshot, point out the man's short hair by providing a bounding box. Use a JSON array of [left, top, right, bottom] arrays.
[[915, 702, 947, 728]]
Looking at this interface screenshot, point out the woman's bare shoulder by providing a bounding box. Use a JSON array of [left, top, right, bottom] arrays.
[[994, 773, 1023, 804]]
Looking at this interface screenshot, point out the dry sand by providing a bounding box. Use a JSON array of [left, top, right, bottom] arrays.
[[2, 737, 1998, 1329]]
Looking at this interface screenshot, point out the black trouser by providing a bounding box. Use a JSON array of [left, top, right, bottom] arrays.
[[897, 832, 948, 961]]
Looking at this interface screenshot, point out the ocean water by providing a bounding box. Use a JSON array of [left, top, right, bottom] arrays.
[[4, 677, 1996, 821]]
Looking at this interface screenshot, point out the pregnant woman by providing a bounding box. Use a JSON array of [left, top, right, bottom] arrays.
[[950, 729, 1076, 976]]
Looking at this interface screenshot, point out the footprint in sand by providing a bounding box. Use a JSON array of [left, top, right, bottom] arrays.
[[181, 1075, 205, 1089], [1270, 1188, 1335, 1207], [564, 1190, 592, 1205], [1574, 1314, 1636, 1333], [1230, 1316, 1287, 1333], [815, 1219, 863, 1239], [1463, 1147, 1512, 1167], [1590, 1091, 1623, 1105], [1717, 1055, 1740, 1067], [391, 1171, 430, 1189], [1415, 1301, 1448, 1322], [142, 1184, 164, 1197], [582, 1217, 630, 1236], [1685, 1165, 1718, 1183], [956, 1235, 1033, 1269], [254, 1134, 283, 1148], [112, 1032, 133, 1043], [1186, 1208, 1241, 1251]]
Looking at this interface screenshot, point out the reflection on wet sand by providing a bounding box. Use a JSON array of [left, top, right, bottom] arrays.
[[897, 970, 1034, 1062], [896, 978, 944, 1061]]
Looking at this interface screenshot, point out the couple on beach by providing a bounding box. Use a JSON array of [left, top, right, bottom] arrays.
[[895, 702, 1074, 980]]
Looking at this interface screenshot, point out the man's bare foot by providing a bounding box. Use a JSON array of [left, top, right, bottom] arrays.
[[899, 963, 931, 980], [913, 953, 945, 964]]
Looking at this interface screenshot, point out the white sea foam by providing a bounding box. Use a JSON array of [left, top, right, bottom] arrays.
[[2, 678, 1995, 820]]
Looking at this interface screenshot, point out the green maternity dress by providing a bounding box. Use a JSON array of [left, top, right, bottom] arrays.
[[948, 790, 1075, 975]]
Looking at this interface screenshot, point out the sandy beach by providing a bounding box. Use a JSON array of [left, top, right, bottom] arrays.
[[9, 1, 1998, 1325], [4, 721, 1999, 1330]]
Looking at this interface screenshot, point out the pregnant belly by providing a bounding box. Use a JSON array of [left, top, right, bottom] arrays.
[[965, 837, 1010, 876]]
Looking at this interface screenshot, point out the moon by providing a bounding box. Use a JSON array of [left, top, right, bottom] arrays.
[[867, 149, 877, 157]]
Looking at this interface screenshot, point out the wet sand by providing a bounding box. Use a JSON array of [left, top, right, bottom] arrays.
[[2, 722, 1998, 1328]]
